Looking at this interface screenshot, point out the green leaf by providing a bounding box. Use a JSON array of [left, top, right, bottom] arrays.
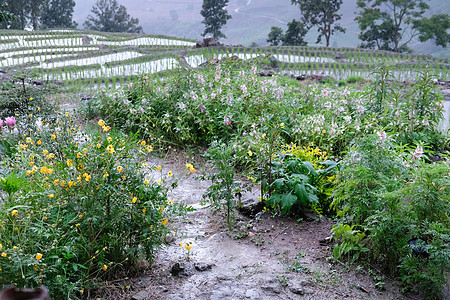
[[294, 183, 309, 206], [273, 178, 285, 189], [301, 161, 317, 177], [279, 194, 297, 214]]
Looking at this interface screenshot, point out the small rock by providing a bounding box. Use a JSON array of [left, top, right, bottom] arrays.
[[288, 279, 314, 295], [261, 283, 281, 294], [194, 262, 214, 271], [245, 289, 260, 299], [131, 289, 152, 300], [170, 262, 195, 277], [238, 198, 264, 217]]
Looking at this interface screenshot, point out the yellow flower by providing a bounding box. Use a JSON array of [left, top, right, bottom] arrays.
[[26, 137, 32, 143], [97, 143, 102, 148], [116, 166, 123, 173], [37, 107, 41, 111], [159, 206, 164, 213], [83, 148, 88, 154], [107, 145, 114, 154], [161, 219, 168, 225], [65, 112, 69, 117], [11, 209, 18, 216], [13, 246, 18, 250], [131, 197, 137, 204], [107, 137, 112, 142], [185, 243, 192, 250], [60, 180, 66, 186], [1, 253, 6, 257], [67, 159, 73, 167], [29, 97, 33, 101], [168, 171, 173, 177], [156, 165, 162, 171], [322, 130, 326, 134], [143, 179, 149, 185], [102, 125, 110, 132], [102, 264, 107, 271], [142, 208, 146, 214], [85, 174, 91, 182], [75, 223, 80, 227], [76, 152, 82, 158], [179, 242, 183, 248], [157, 179, 162, 185], [35, 253, 43, 260], [103, 173, 109, 179], [51, 134, 56, 140], [37, 140, 42, 145], [98, 119, 105, 126], [43, 150, 49, 155], [146, 146, 153, 152], [77, 163, 84, 171], [141, 141, 146, 146], [168, 200, 174, 204], [248, 150, 253, 157], [280, 123, 285, 128], [48, 194, 54, 198]]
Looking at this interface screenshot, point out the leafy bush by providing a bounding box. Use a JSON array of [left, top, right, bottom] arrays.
[[0, 114, 181, 297], [202, 141, 246, 230], [333, 134, 450, 298], [264, 145, 337, 215], [0, 71, 56, 120]]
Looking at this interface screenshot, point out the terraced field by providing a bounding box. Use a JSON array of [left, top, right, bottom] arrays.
[[1, 29, 449, 89]]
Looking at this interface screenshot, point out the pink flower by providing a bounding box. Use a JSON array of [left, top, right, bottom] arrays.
[[412, 145, 424, 160], [0, 119, 3, 129], [5, 116, 16, 127], [377, 130, 387, 140]]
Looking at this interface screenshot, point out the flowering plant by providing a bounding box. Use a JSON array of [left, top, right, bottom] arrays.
[[0, 113, 180, 297]]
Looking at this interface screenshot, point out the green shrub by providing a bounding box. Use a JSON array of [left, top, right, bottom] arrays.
[[264, 145, 337, 215], [0, 114, 182, 297], [333, 134, 450, 298]]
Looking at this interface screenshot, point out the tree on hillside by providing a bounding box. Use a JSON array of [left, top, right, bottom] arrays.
[[291, 0, 345, 47], [267, 26, 284, 46], [355, 0, 430, 52], [0, 3, 15, 24], [413, 14, 449, 48], [29, 0, 46, 30], [0, 0, 29, 29], [201, 0, 232, 40], [283, 20, 308, 46], [84, 0, 143, 33], [41, 0, 77, 29], [267, 21, 308, 46]]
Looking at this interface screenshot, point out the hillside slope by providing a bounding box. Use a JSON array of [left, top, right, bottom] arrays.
[[73, 0, 449, 57]]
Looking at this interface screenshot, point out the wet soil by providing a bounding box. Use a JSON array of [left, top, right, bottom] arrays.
[[108, 155, 425, 300]]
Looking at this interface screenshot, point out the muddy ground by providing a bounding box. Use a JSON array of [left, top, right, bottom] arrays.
[[83, 153, 435, 300]]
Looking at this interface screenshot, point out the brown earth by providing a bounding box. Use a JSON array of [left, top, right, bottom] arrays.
[[84, 153, 428, 300]]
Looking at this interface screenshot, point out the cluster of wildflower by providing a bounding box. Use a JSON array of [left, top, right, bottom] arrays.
[[185, 163, 195, 173], [0, 116, 16, 132]]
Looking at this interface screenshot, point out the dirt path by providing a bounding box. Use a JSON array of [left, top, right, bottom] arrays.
[[125, 156, 422, 300]]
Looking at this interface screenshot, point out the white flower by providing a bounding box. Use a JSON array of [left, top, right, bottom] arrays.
[[377, 130, 387, 140]]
